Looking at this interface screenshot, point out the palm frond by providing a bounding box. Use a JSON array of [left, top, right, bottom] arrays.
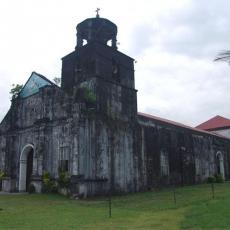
[[214, 50, 230, 64]]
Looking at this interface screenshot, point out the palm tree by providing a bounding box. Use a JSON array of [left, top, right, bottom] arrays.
[[214, 50, 230, 64]]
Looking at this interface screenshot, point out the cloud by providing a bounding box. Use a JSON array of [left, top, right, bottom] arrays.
[[126, 0, 230, 126], [153, 0, 230, 58], [0, 0, 230, 127], [129, 24, 156, 56], [136, 48, 230, 125]]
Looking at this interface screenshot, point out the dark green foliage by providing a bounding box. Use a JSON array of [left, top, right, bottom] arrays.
[[207, 175, 224, 183], [28, 184, 36, 194], [50, 185, 58, 193], [0, 170, 5, 191], [53, 77, 61, 86], [10, 84, 23, 100], [58, 170, 70, 189], [0, 170, 5, 180], [41, 171, 58, 193], [82, 87, 96, 104], [207, 176, 216, 183], [215, 174, 224, 183]]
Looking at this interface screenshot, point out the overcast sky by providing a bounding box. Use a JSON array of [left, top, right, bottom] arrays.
[[0, 0, 230, 126]]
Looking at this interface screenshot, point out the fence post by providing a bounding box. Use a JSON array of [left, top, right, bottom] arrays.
[[108, 188, 112, 218], [173, 185, 177, 205], [211, 182, 215, 199]]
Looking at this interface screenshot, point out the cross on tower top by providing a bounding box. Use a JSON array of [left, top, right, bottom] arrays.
[[95, 8, 100, 18]]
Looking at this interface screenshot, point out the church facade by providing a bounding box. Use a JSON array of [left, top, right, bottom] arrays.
[[0, 15, 230, 197]]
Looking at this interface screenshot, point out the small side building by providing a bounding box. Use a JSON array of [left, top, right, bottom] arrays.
[[196, 115, 230, 139]]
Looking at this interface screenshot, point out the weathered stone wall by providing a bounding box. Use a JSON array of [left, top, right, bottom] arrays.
[[0, 85, 81, 191], [62, 43, 135, 93], [0, 136, 6, 172], [76, 116, 136, 196], [1, 84, 230, 195], [137, 114, 230, 190]]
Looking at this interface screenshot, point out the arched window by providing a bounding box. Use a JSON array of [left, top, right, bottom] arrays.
[[216, 151, 225, 179], [160, 150, 169, 176]]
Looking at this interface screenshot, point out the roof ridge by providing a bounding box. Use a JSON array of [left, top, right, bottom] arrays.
[[138, 112, 230, 140], [32, 71, 55, 85], [196, 115, 230, 130]]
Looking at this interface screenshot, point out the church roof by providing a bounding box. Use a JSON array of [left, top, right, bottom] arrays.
[[138, 112, 229, 139], [19, 72, 55, 98], [195, 115, 230, 131]]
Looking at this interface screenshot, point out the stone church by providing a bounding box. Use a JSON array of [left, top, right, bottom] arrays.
[[0, 14, 230, 197]]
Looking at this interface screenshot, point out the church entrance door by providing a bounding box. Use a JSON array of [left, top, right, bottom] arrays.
[[19, 144, 34, 192]]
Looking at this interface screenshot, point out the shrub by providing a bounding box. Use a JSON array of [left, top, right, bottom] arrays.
[[58, 170, 70, 189], [50, 184, 58, 193], [80, 87, 96, 105], [0, 171, 4, 191], [0, 170, 5, 180], [215, 174, 224, 183], [207, 176, 216, 183], [42, 171, 58, 193], [28, 184, 36, 194], [84, 88, 96, 103], [42, 180, 58, 193]]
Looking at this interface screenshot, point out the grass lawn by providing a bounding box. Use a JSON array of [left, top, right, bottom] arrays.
[[1, 183, 230, 229]]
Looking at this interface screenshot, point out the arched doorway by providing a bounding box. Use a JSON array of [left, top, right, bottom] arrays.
[[19, 144, 34, 192], [216, 151, 225, 180]]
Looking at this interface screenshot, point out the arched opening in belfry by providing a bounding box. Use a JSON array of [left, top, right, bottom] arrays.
[[83, 39, 87, 46], [216, 151, 225, 180], [107, 39, 112, 47], [19, 144, 34, 192]]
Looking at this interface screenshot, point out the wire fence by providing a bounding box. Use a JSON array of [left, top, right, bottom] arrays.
[[106, 182, 230, 218]]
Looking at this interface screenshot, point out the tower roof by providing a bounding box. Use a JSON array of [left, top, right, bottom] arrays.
[[196, 115, 230, 131], [76, 15, 117, 49]]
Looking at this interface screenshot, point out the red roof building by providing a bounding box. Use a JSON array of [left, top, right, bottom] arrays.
[[196, 115, 230, 131], [138, 112, 229, 139]]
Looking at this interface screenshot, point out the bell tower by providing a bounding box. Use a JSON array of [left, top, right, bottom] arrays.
[[76, 10, 117, 50], [61, 13, 137, 120]]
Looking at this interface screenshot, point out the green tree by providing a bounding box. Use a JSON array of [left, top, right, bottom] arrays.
[[214, 50, 230, 64], [53, 77, 61, 86], [10, 84, 23, 100]]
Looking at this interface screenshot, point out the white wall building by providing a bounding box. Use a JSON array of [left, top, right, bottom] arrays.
[[196, 115, 230, 138]]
